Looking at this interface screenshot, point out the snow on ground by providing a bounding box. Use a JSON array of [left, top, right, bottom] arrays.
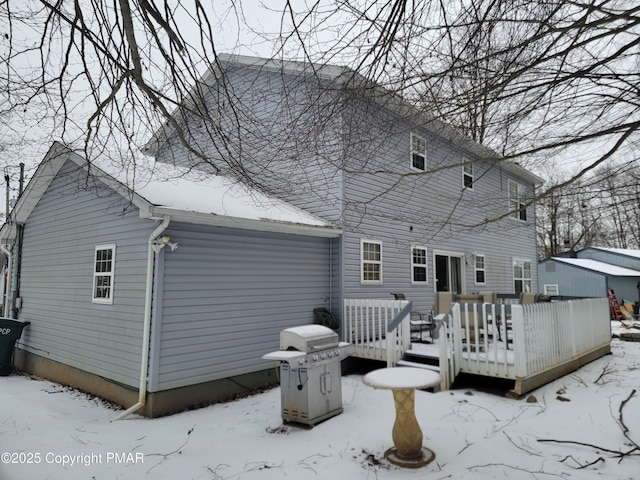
[[1, 324, 639, 480]]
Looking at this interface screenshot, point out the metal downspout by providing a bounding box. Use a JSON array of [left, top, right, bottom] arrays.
[[11, 224, 24, 319], [114, 215, 170, 421], [0, 244, 12, 318]]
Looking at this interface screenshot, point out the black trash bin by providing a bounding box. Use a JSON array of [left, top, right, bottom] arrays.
[[0, 318, 30, 376]]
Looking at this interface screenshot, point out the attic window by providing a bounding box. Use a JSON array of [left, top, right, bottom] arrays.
[[93, 244, 115, 304], [410, 133, 426, 171]]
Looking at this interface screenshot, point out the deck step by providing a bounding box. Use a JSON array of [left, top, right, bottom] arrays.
[[405, 349, 439, 361], [397, 359, 440, 372]]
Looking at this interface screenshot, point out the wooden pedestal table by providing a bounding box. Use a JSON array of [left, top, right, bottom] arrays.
[[362, 367, 441, 468]]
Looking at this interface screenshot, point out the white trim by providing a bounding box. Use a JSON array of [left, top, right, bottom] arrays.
[[411, 245, 428, 284], [146, 206, 341, 238], [544, 284, 559, 295], [508, 179, 527, 221], [92, 244, 116, 304], [432, 249, 466, 293], [512, 257, 533, 294], [463, 161, 474, 190], [361, 239, 383, 285], [410, 132, 427, 172], [474, 254, 486, 285]]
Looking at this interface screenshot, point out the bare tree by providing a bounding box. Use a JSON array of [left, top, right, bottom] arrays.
[[291, 0, 640, 205], [2, 0, 640, 231]]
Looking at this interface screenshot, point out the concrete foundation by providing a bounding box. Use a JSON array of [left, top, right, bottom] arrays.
[[13, 349, 279, 418]]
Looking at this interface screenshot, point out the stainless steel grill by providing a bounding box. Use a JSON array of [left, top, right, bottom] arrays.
[[263, 325, 353, 426]]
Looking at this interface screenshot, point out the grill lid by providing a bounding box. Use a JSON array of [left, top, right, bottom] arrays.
[[280, 325, 339, 352]]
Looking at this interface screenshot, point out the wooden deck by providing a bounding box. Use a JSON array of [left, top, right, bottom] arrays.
[[344, 298, 612, 395]]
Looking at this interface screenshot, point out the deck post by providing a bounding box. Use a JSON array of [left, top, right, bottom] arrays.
[[511, 305, 528, 379]]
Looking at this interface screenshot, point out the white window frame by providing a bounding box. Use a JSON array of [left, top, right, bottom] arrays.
[[544, 284, 559, 295], [361, 239, 383, 285], [411, 246, 428, 284], [474, 254, 486, 285], [463, 162, 474, 190], [513, 258, 532, 294], [508, 180, 527, 221], [410, 133, 427, 172], [92, 244, 116, 304]]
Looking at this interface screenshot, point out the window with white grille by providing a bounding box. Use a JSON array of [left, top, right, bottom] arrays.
[[410, 133, 427, 171], [93, 244, 115, 304], [411, 246, 427, 284], [513, 258, 532, 294], [361, 240, 382, 284]]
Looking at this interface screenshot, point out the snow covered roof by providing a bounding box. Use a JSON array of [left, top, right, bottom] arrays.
[[551, 257, 640, 277], [102, 159, 334, 229], [0, 143, 341, 242], [588, 247, 640, 259]]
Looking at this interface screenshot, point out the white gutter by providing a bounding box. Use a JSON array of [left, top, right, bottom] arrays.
[[114, 215, 170, 420], [0, 243, 12, 318], [146, 206, 342, 238]]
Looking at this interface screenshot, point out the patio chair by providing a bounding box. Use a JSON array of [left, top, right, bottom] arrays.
[[390, 293, 433, 342]]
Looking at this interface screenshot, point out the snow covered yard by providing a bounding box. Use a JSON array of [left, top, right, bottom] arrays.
[[1, 331, 638, 480]]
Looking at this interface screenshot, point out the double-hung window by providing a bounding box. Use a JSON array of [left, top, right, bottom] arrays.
[[410, 133, 427, 171], [361, 240, 382, 284], [509, 180, 527, 221], [513, 258, 532, 294], [463, 162, 474, 189], [475, 254, 486, 284], [411, 246, 427, 284], [93, 244, 115, 304]]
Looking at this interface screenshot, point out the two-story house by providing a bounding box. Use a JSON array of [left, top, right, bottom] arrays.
[[0, 54, 542, 416], [147, 54, 544, 315]]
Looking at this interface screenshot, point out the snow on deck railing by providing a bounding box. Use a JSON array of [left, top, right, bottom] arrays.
[[343, 298, 411, 366]]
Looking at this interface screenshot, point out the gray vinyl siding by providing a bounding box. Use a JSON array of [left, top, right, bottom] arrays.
[[149, 223, 333, 391], [538, 260, 606, 298], [154, 64, 539, 316], [538, 259, 640, 301], [155, 65, 344, 222], [340, 100, 538, 314], [15, 160, 153, 387], [579, 248, 640, 271], [608, 277, 640, 302]]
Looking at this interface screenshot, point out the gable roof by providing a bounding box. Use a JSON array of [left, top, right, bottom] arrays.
[[549, 257, 640, 277], [586, 247, 640, 260], [143, 54, 544, 186], [0, 142, 341, 243]]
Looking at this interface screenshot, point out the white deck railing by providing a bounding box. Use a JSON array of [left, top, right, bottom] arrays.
[[344, 297, 611, 394], [438, 298, 611, 390], [343, 298, 411, 367]]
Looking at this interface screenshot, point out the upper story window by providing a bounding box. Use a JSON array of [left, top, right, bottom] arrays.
[[463, 162, 474, 189], [361, 239, 382, 284], [411, 246, 428, 284], [410, 133, 427, 171], [513, 258, 532, 294], [508, 180, 527, 221], [474, 254, 486, 284], [93, 244, 115, 304]]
